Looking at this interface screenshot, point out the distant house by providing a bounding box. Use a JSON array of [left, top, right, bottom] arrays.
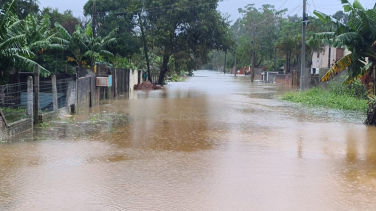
[[311, 45, 351, 75]]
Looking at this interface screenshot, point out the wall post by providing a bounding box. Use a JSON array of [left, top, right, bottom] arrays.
[[51, 75, 58, 112], [33, 65, 40, 125], [27, 76, 33, 119]]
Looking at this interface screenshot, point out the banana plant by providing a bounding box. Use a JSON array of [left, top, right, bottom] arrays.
[[23, 14, 66, 58], [0, 0, 49, 76], [84, 22, 117, 67], [313, 0, 376, 89], [55, 22, 89, 67]]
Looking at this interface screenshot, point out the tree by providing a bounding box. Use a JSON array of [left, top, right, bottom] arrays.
[[275, 19, 301, 73], [234, 4, 286, 79], [40, 8, 80, 34], [0, 0, 39, 20], [142, 0, 232, 84], [332, 10, 349, 24], [83, 0, 141, 58]]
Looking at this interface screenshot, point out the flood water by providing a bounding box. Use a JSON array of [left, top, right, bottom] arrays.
[[1, 70, 376, 210]]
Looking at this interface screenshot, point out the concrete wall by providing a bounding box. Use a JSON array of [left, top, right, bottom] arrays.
[[276, 74, 290, 84], [66, 79, 77, 110], [0, 115, 7, 140], [253, 68, 264, 80], [129, 69, 139, 92], [0, 117, 33, 140], [7, 118, 33, 137], [312, 45, 350, 69], [77, 77, 92, 113]]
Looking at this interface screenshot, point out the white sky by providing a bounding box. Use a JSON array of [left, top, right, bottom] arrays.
[[37, 0, 376, 22]]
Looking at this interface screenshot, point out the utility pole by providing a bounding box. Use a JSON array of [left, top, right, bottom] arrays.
[[213, 51, 216, 71], [251, 31, 256, 82], [224, 51, 227, 74], [234, 49, 237, 77], [328, 29, 332, 68], [300, 0, 306, 91], [92, 0, 96, 37]]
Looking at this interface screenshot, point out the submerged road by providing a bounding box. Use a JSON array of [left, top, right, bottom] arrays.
[[1, 70, 376, 210]]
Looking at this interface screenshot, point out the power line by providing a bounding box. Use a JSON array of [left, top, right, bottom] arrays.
[[287, 2, 303, 16], [277, 0, 289, 10], [95, 0, 226, 16], [311, 0, 316, 10]]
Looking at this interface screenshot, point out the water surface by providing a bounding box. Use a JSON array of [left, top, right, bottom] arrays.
[[1, 70, 376, 210]]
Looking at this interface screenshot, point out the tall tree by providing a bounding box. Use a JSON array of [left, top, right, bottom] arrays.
[[143, 0, 232, 84], [83, 0, 141, 58], [0, 0, 39, 20]]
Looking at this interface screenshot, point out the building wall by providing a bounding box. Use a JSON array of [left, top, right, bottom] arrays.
[[129, 69, 139, 92], [312, 45, 351, 69]]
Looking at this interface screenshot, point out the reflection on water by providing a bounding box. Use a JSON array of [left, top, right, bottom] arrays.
[[1, 70, 376, 210]]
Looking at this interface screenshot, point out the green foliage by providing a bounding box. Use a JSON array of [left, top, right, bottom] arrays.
[[38, 122, 52, 128], [112, 55, 134, 69], [0, 107, 27, 123], [313, 0, 376, 83], [327, 76, 368, 99], [140, 0, 232, 84], [40, 8, 79, 34], [0, 0, 39, 19], [83, 0, 141, 58], [0, 0, 50, 77], [282, 87, 368, 112]]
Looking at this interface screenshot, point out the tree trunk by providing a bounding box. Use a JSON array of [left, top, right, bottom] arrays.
[[224, 51, 227, 74], [158, 54, 170, 85], [138, 13, 152, 82]]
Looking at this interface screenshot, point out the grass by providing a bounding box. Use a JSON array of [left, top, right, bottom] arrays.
[[282, 87, 368, 112], [0, 107, 27, 123]]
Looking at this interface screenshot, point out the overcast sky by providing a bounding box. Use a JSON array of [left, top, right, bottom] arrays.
[[37, 0, 376, 22]]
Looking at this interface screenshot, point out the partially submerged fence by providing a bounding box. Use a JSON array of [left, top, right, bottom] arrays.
[[1, 65, 141, 140], [0, 69, 77, 139], [0, 82, 28, 123]]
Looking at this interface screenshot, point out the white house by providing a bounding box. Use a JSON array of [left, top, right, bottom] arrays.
[[311, 45, 351, 75]]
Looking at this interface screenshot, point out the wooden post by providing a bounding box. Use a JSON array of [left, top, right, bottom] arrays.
[[374, 66, 376, 95], [33, 65, 40, 125], [114, 69, 117, 98], [103, 87, 106, 102], [51, 75, 58, 112], [27, 76, 33, 118]]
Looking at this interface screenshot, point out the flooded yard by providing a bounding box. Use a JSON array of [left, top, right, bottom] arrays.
[[1, 70, 376, 210]]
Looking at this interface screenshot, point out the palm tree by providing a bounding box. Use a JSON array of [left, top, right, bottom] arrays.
[[0, 0, 49, 77]]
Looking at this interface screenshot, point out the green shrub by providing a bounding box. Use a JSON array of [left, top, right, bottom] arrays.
[[282, 87, 368, 112]]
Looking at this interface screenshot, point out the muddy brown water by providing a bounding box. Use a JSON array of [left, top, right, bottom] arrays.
[[1, 70, 376, 210]]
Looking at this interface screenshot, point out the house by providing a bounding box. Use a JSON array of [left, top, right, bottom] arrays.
[[311, 44, 351, 75]]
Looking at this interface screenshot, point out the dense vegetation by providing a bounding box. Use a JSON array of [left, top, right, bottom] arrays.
[[0, 0, 232, 85], [203, 4, 349, 74], [283, 77, 368, 112], [280, 0, 376, 125]]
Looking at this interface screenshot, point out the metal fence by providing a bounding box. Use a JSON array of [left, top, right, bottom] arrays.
[[56, 79, 70, 109], [39, 81, 53, 112], [0, 83, 28, 123]]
